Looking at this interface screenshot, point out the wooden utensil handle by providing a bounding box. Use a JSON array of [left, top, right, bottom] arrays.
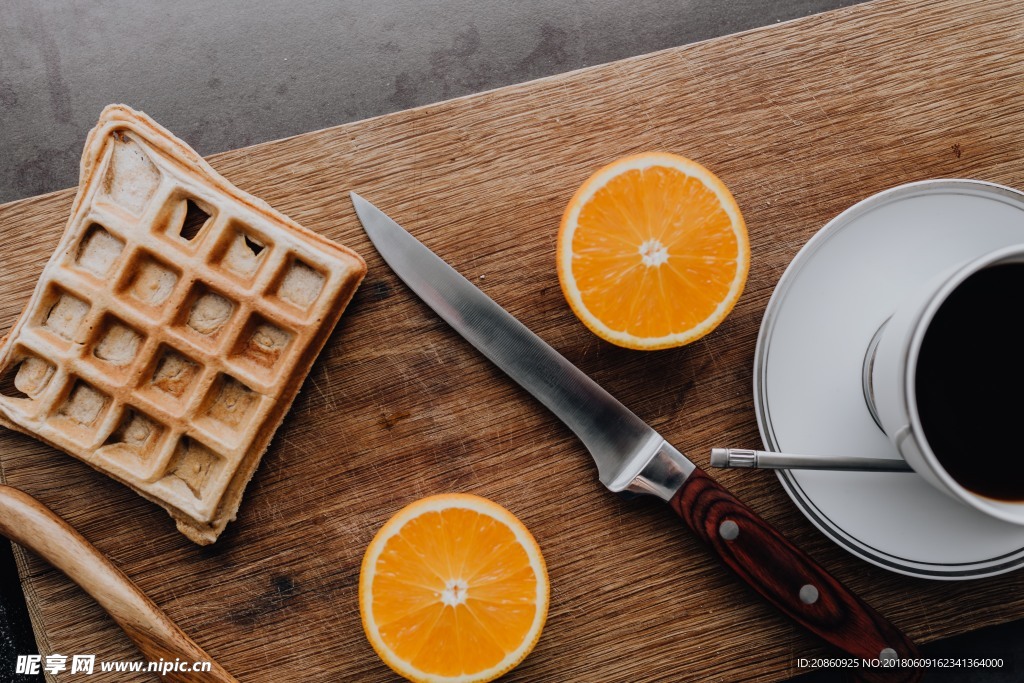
[[670, 468, 921, 683], [0, 485, 238, 683]]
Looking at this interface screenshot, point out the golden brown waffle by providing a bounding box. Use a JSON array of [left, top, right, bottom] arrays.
[[0, 105, 366, 544]]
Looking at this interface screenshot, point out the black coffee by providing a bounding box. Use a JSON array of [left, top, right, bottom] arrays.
[[915, 263, 1024, 501]]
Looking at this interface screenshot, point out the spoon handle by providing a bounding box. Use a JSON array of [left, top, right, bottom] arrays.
[[711, 448, 914, 472]]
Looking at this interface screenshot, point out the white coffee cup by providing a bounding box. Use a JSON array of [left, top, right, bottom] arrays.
[[867, 243, 1024, 524]]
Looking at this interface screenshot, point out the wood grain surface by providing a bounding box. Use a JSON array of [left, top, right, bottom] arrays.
[[0, 487, 237, 682], [2, 0, 1024, 680]]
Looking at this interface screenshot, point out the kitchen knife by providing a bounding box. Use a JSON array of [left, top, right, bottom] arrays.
[[351, 192, 920, 679]]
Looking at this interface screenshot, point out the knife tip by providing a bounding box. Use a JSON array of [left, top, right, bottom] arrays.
[[349, 192, 373, 223]]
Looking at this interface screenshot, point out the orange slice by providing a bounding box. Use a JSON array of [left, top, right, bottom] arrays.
[[359, 494, 549, 683], [557, 152, 749, 350]]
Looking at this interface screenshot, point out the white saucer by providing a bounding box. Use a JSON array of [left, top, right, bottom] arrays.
[[755, 179, 1024, 580]]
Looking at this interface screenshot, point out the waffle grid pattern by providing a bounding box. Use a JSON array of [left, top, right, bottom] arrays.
[[0, 116, 363, 539]]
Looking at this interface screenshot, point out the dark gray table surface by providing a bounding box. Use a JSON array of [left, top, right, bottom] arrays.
[[1, 1, 1022, 681]]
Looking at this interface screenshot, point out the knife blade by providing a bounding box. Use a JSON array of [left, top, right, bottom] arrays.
[[352, 192, 921, 679]]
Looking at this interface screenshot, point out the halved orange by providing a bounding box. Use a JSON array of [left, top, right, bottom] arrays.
[[359, 494, 549, 683], [557, 152, 749, 350]]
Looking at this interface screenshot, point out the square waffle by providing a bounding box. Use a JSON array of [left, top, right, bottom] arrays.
[[0, 105, 366, 544]]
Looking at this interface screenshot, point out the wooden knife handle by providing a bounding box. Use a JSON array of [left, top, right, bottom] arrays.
[[670, 468, 921, 683], [0, 485, 238, 683]]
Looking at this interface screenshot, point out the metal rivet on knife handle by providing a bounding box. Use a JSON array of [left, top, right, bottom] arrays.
[[719, 520, 739, 540], [799, 584, 820, 605]]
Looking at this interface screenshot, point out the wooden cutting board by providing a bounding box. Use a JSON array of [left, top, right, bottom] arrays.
[[3, 0, 1024, 680]]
